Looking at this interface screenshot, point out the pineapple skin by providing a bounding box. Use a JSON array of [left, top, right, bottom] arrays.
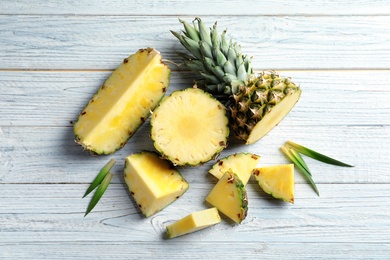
[[124, 151, 189, 217], [172, 18, 301, 144], [74, 48, 170, 155]]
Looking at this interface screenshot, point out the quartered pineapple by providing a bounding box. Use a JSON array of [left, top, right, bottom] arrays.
[[124, 151, 189, 217], [253, 164, 295, 203], [209, 152, 260, 185], [166, 207, 221, 238], [206, 170, 248, 224], [150, 88, 229, 166], [172, 18, 301, 144], [74, 48, 170, 154]]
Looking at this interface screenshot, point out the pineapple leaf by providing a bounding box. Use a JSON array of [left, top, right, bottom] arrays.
[[84, 172, 114, 217], [83, 158, 116, 198], [290, 148, 311, 176], [196, 17, 212, 46], [281, 145, 320, 196], [179, 18, 200, 42], [286, 140, 353, 167]]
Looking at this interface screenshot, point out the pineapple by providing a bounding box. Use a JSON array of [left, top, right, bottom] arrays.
[[206, 170, 248, 224], [172, 18, 301, 144], [74, 48, 170, 154], [253, 164, 295, 203], [150, 88, 229, 166], [166, 207, 221, 238], [209, 152, 260, 185], [124, 151, 189, 217]]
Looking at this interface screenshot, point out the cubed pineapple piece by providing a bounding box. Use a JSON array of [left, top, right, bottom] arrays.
[[124, 151, 189, 217], [253, 164, 294, 203], [206, 170, 248, 224], [166, 207, 221, 238], [74, 48, 170, 154], [209, 153, 260, 185]]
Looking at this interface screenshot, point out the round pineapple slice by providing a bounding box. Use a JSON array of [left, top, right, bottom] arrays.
[[150, 88, 229, 166]]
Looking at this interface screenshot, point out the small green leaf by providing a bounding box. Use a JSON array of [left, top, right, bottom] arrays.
[[281, 145, 320, 196], [286, 140, 353, 167], [83, 158, 116, 198], [84, 172, 114, 217]]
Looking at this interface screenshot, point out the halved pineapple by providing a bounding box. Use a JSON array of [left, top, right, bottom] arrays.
[[209, 153, 260, 185], [74, 48, 170, 154], [124, 151, 189, 217], [166, 207, 221, 238], [253, 164, 295, 203], [150, 88, 229, 166], [206, 170, 248, 224]]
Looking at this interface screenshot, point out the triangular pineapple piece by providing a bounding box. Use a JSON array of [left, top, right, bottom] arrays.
[[209, 153, 260, 185], [150, 88, 229, 166], [124, 151, 189, 217], [166, 207, 221, 238], [74, 48, 170, 154], [206, 170, 248, 224], [253, 164, 294, 203]]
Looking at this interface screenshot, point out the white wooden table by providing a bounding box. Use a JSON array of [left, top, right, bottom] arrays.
[[1, 1, 390, 259]]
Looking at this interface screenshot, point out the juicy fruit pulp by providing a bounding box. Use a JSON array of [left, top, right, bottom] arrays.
[[74, 48, 170, 154], [253, 164, 295, 203], [166, 207, 221, 238], [206, 170, 248, 224], [209, 152, 260, 185], [172, 18, 301, 144], [150, 88, 229, 166], [124, 151, 189, 217]]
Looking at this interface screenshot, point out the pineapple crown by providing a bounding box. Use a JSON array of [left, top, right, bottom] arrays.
[[171, 18, 254, 98]]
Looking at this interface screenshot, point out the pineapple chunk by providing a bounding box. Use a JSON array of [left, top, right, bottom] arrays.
[[253, 164, 295, 203], [74, 48, 170, 154], [124, 151, 189, 217], [166, 207, 221, 239], [209, 153, 260, 185], [150, 88, 229, 166], [206, 170, 248, 224]]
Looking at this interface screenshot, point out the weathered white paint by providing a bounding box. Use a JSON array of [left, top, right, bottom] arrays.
[[1, 0, 389, 259]]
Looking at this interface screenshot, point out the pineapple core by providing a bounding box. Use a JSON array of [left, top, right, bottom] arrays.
[[166, 207, 221, 238], [124, 151, 189, 217]]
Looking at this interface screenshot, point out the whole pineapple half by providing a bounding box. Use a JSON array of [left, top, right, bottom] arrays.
[[172, 18, 301, 144], [74, 48, 170, 154], [150, 88, 229, 166]]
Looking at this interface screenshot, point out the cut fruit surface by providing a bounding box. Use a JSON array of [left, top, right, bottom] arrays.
[[166, 207, 221, 238], [74, 48, 170, 154], [206, 170, 248, 224], [209, 152, 260, 185], [150, 88, 229, 166], [124, 151, 189, 217], [253, 164, 295, 203]]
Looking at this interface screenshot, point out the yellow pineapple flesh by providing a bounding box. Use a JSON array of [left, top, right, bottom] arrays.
[[74, 48, 170, 154], [124, 151, 189, 217], [253, 164, 295, 203]]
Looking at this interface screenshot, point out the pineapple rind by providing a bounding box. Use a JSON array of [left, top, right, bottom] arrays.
[[74, 48, 170, 154], [208, 152, 260, 185], [124, 151, 189, 217]]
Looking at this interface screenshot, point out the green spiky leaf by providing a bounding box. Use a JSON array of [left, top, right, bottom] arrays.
[[281, 145, 319, 196], [83, 158, 116, 198], [84, 172, 114, 217], [286, 140, 353, 167]]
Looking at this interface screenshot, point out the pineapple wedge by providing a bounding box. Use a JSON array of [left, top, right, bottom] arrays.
[[166, 207, 221, 239], [124, 151, 189, 217], [74, 48, 170, 154], [253, 164, 295, 203], [209, 153, 260, 185], [206, 170, 248, 224], [150, 88, 229, 166]]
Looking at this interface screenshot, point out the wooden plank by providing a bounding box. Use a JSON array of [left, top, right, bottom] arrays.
[[1, 70, 389, 127], [1, 0, 390, 16], [1, 16, 390, 70], [0, 183, 389, 245]]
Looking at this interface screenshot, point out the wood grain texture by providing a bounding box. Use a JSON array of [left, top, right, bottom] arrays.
[[1, 16, 390, 70]]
